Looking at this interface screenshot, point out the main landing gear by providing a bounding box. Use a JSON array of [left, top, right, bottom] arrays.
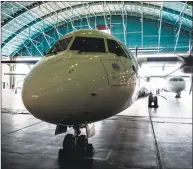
[[175, 93, 181, 98], [58, 125, 94, 161], [148, 93, 158, 108]]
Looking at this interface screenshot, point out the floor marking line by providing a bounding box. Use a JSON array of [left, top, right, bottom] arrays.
[[148, 110, 163, 169], [84, 149, 112, 161], [105, 149, 112, 161], [2, 150, 57, 159], [1, 121, 42, 137]]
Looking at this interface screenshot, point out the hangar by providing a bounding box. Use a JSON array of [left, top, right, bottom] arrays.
[[1, 1, 192, 169]]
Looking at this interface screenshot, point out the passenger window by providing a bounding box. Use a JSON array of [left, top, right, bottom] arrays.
[[70, 37, 106, 53], [47, 37, 72, 55], [107, 39, 126, 57]]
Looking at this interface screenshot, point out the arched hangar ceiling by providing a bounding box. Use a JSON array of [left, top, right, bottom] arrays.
[[1, 1, 193, 57]]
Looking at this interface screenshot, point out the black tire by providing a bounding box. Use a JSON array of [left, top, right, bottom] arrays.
[[63, 134, 74, 150], [154, 96, 158, 108], [148, 96, 152, 107], [85, 144, 94, 157], [58, 149, 64, 161], [76, 135, 88, 159], [77, 135, 88, 149]]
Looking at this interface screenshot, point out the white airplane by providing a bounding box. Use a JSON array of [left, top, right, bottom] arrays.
[[166, 76, 186, 98], [145, 75, 187, 98], [21, 29, 143, 157], [2, 29, 192, 158]]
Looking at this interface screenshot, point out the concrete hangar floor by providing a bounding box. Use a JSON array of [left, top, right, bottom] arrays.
[[1, 89, 192, 169]]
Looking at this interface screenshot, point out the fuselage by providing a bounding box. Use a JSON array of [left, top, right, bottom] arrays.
[[167, 76, 186, 94], [22, 29, 139, 126]]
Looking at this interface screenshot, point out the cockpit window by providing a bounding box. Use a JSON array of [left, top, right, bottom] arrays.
[[70, 37, 105, 53], [107, 39, 126, 57], [178, 78, 184, 81], [173, 78, 178, 81], [170, 77, 184, 82], [47, 37, 72, 55], [119, 43, 133, 59]]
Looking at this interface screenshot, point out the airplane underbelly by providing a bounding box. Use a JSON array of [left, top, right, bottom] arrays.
[[25, 84, 132, 125]]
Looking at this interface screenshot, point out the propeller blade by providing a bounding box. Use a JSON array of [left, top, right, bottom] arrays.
[[156, 95, 167, 100], [161, 63, 186, 78], [174, 53, 186, 61]]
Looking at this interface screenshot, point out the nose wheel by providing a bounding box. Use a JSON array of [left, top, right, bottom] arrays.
[[58, 126, 94, 161], [148, 93, 158, 108], [175, 93, 181, 98]]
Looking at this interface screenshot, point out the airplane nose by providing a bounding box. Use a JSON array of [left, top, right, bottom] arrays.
[[22, 56, 133, 125], [22, 57, 110, 123]]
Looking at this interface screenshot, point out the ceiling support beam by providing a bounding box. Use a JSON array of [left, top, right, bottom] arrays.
[[16, 2, 50, 39], [29, 37, 43, 56], [94, 16, 97, 29], [2, 28, 27, 40], [16, 2, 55, 50], [121, 2, 127, 45], [103, 2, 110, 32], [66, 2, 82, 20], [84, 4, 93, 29], [17, 32, 33, 56], [44, 3, 63, 38], [2, 27, 41, 53], [158, 3, 163, 51], [2, 11, 37, 34], [16, 2, 58, 31], [175, 2, 187, 25], [174, 3, 186, 52], [21, 40, 32, 56], [86, 2, 96, 17], [60, 2, 76, 30], [85, 14, 92, 29], [41, 20, 52, 49], [189, 33, 192, 54], [141, 3, 144, 48]]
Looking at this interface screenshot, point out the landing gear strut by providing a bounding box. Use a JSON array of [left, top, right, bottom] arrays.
[[148, 93, 158, 108], [58, 125, 94, 160], [175, 93, 181, 98]]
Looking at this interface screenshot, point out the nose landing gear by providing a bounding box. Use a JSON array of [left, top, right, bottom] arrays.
[[175, 93, 181, 98], [148, 93, 158, 108], [58, 125, 94, 161]]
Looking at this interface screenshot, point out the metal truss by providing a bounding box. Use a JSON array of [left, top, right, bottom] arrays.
[[174, 2, 187, 52], [1, 1, 192, 56], [121, 2, 127, 46], [158, 3, 163, 51], [140, 2, 144, 48]]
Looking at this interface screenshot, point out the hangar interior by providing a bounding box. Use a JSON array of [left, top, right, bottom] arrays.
[[1, 1, 192, 169]]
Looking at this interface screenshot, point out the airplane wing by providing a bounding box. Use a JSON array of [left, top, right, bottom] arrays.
[[4, 72, 27, 75], [1, 60, 38, 64], [1, 57, 41, 64]]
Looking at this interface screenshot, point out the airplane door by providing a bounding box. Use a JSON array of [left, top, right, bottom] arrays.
[[100, 59, 127, 86]]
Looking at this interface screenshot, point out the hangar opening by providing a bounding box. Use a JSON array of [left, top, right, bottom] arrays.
[[1, 1, 192, 169]]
